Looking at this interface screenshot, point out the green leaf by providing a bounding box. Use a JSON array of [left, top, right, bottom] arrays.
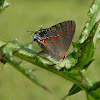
[[78, 0, 100, 43], [73, 38, 94, 70], [87, 81, 100, 99], [67, 84, 82, 96], [0, 42, 50, 92], [93, 20, 100, 48], [83, 59, 94, 70], [0, 0, 10, 14], [86, 94, 95, 100], [62, 84, 82, 100], [88, 0, 99, 16]]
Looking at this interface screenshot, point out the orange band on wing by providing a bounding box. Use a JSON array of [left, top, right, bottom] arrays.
[[59, 30, 74, 34], [61, 47, 70, 58], [41, 30, 74, 45], [41, 36, 60, 45]]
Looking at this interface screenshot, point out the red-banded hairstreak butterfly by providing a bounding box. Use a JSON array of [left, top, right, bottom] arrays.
[[33, 20, 75, 60]]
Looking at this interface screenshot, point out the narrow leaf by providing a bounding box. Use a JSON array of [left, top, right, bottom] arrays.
[[67, 84, 82, 96], [0, 0, 10, 14], [78, 0, 100, 43], [0, 44, 50, 92]]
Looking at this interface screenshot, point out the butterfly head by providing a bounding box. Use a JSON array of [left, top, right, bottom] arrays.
[[33, 29, 47, 41]]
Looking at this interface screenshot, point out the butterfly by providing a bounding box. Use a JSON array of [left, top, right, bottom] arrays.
[[33, 20, 75, 60]]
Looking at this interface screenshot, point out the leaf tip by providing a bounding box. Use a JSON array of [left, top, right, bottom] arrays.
[[62, 94, 68, 100]]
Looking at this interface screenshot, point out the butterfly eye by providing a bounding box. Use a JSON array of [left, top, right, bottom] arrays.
[[42, 30, 47, 34], [39, 31, 44, 37]]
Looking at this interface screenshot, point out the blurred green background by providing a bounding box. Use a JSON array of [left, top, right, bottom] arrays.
[[0, 0, 100, 100]]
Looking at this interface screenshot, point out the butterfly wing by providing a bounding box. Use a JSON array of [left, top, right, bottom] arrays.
[[39, 20, 76, 59]]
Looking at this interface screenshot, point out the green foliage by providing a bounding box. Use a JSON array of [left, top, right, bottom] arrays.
[[0, 0, 100, 100], [0, 0, 10, 14]]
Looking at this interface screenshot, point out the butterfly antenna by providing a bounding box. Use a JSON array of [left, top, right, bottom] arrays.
[[25, 30, 34, 33], [25, 30, 35, 38]]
